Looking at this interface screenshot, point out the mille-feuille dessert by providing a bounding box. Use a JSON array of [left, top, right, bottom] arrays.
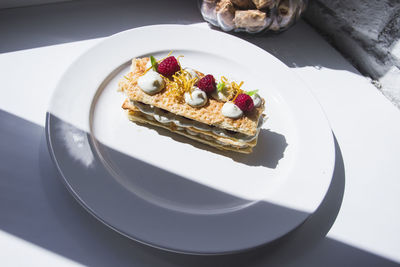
[[118, 53, 265, 153]]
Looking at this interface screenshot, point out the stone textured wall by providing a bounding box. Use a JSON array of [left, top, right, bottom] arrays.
[[304, 0, 400, 107]]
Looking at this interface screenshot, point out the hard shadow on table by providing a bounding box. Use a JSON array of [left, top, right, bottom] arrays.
[[0, 109, 399, 266], [132, 121, 287, 168], [47, 113, 307, 254], [0, 0, 202, 53], [0, 0, 370, 77]]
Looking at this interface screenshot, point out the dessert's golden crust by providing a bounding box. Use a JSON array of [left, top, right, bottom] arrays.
[[126, 110, 253, 154], [122, 100, 258, 148], [120, 58, 265, 136]]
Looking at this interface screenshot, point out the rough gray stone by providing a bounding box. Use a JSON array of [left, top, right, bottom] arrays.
[[304, 0, 400, 108]]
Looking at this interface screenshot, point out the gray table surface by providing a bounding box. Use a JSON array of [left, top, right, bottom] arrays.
[[1, 0, 399, 266]]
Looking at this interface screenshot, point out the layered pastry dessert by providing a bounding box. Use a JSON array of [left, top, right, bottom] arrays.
[[118, 53, 265, 153]]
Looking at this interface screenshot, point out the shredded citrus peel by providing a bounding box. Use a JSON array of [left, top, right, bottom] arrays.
[[165, 69, 198, 102], [133, 53, 258, 106], [219, 76, 245, 101], [176, 55, 184, 68], [143, 64, 154, 75]]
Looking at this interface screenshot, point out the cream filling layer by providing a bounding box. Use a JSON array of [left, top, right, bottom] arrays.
[[130, 101, 263, 143], [135, 114, 249, 149]]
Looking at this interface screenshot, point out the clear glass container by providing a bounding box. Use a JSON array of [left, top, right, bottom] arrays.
[[199, 0, 308, 33]]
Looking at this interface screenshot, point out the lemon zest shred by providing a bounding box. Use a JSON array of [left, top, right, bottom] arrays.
[[165, 69, 198, 101], [157, 50, 173, 64], [143, 67, 151, 75], [176, 55, 184, 68], [232, 90, 240, 102], [218, 76, 245, 101]]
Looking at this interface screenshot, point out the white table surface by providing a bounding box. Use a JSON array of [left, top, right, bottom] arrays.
[[1, 1, 400, 266]]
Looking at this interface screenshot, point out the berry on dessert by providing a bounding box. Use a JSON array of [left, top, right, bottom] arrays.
[[197, 74, 216, 93], [234, 93, 254, 112], [119, 54, 266, 154], [157, 56, 180, 77]]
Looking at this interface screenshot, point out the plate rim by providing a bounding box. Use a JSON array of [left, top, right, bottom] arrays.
[[45, 24, 335, 255]]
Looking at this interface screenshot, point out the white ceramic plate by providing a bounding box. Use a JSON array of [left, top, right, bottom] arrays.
[[46, 25, 335, 255]]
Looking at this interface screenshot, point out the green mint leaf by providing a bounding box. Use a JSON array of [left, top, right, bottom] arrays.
[[246, 89, 259, 96], [217, 82, 225, 92], [150, 55, 158, 71]]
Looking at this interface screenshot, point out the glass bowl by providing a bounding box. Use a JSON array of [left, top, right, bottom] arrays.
[[199, 0, 308, 33]]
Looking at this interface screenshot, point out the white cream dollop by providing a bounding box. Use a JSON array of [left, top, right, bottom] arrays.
[[251, 93, 262, 107], [137, 70, 165, 95], [184, 87, 207, 107], [221, 102, 243, 119]]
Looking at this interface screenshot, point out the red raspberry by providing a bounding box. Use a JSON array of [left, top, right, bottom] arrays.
[[234, 93, 254, 112], [157, 56, 180, 77], [197, 74, 216, 93]]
